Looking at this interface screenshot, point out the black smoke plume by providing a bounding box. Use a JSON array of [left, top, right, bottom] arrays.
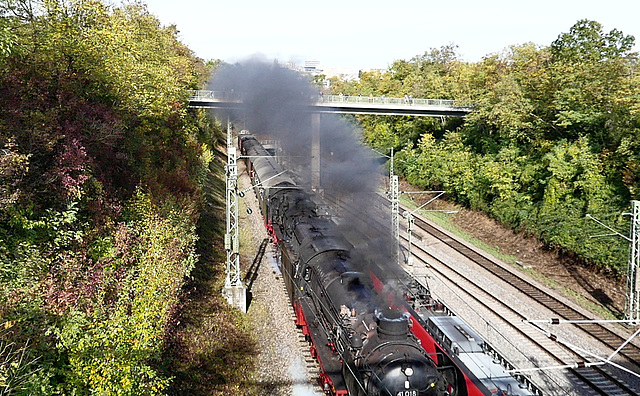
[[209, 59, 399, 276]]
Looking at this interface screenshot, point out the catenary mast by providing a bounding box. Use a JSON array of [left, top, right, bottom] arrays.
[[223, 121, 246, 312]]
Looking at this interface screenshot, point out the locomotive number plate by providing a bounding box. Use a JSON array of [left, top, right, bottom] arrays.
[[396, 391, 417, 396]]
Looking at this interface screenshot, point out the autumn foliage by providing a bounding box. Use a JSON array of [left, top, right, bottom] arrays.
[[336, 20, 640, 277], [0, 0, 219, 394]]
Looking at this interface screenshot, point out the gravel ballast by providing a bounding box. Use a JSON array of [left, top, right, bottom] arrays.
[[238, 161, 322, 396]]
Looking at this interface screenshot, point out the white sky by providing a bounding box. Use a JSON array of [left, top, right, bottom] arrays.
[[142, 0, 640, 70]]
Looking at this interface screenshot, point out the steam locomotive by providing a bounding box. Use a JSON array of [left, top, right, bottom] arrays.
[[239, 132, 541, 396]]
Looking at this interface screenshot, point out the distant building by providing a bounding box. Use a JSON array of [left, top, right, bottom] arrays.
[[282, 61, 301, 72], [322, 67, 359, 81], [304, 59, 322, 73], [283, 59, 383, 88]]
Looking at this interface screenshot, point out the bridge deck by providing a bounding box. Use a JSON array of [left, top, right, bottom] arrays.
[[188, 91, 472, 117]]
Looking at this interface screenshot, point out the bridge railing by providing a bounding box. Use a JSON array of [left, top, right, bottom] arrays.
[[189, 90, 469, 109], [319, 94, 460, 107], [189, 90, 242, 102]]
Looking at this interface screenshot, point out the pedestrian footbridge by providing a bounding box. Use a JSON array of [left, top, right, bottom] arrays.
[[188, 90, 472, 117]]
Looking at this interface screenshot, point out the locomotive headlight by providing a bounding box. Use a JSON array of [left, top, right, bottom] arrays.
[[404, 367, 414, 377]]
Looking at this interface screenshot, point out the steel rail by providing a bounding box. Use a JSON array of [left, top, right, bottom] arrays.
[[401, 232, 640, 396], [409, 213, 640, 366]]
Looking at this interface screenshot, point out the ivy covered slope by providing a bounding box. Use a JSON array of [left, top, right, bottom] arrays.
[[335, 20, 640, 277], [0, 0, 223, 394]]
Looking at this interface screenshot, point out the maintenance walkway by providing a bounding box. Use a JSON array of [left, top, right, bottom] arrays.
[[188, 90, 472, 117]]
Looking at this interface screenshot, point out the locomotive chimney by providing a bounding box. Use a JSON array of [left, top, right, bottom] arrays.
[[375, 309, 410, 340]]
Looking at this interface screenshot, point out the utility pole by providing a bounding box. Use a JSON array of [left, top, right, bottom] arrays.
[[401, 191, 446, 268], [587, 200, 640, 325], [223, 120, 246, 312], [405, 212, 415, 269], [626, 200, 640, 324], [389, 148, 400, 262], [311, 113, 321, 191]]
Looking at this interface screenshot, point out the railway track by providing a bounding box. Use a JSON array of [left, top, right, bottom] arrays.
[[410, 212, 640, 366], [401, 232, 640, 396], [321, 191, 640, 395]]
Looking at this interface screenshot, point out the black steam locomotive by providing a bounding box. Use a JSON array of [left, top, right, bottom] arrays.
[[239, 132, 448, 396]]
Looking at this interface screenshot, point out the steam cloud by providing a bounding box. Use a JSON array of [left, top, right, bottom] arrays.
[[209, 58, 399, 275]]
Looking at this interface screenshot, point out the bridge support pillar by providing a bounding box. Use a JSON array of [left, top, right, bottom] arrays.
[[311, 113, 320, 191]]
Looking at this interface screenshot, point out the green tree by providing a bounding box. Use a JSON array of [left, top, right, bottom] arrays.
[[0, 0, 214, 393], [357, 20, 640, 276], [550, 19, 635, 62]]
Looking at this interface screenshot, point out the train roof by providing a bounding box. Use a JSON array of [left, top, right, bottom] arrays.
[[428, 316, 483, 353], [242, 136, 297, 188], [428, 316, 537, 396]]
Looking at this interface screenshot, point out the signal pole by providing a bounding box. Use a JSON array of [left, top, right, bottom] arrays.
[[223, 120, 246, 312]]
